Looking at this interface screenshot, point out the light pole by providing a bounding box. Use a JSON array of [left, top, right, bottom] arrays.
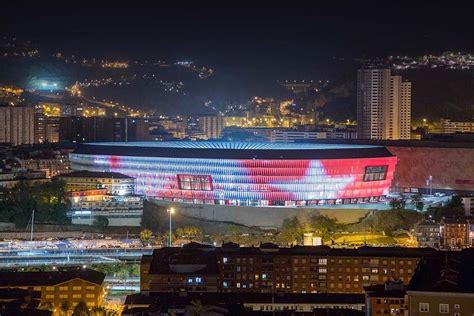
[[167, 208, 174, 247]]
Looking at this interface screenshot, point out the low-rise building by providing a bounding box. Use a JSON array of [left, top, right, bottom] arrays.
[[69, 189, 143, 226], [0, 268, 106, 316], [414, 221, 441, 249], [364, 280, 405, 316], [57, 170, 135, 195], [405, 248, 474, 316]]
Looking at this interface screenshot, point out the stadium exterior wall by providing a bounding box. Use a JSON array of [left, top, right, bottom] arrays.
[[70, 142, 397, 208]]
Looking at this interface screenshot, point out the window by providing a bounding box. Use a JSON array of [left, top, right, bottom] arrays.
[[419, 303, 429, 312], [45, 286, 54, 291], [73, 286, 82, 291], [59, 286, 68, 291], [454, 304, 460, 309], [364, 166, 388, 181], [177, 174, 212, 191], [45, 294, 54, 299], [73, 294, 82, 299], [59, 294, 68, 299], [439, 304, 449, 313]]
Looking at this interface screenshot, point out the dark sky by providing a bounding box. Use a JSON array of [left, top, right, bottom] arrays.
[[3, 1, 473, 63]]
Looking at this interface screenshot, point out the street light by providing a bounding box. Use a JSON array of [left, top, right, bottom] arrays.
[[167, 208, 174, 247]]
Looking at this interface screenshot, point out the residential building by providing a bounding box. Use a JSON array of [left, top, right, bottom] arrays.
[[34, 114, 60, 143], [0, 105, 35, 145], [58, 116, 149, 143], [414, 221, 441, 249], [20, 155, 70, 178], [68, 189, 143, 226], [198, 115, 224, 139], [57, 170, 135, 195], [141, 242, 435, 295], [460, 196, 474, 217], [440, 218, 470, 249], [364, 280, 405, 316], [356, 69, 411, 140], [405, 249, 474, 316], [123, 292, 365, 315], [0, 269, 106, 315], [440, 119, 474, 133]]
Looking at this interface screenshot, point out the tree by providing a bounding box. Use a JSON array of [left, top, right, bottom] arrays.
[[176, 226, 204, 241], [139, 228, 153, 246], [190, 299, 204, 316], [91, 306, 106, 316], [0, 179, 70, 228], [93, 216, 109, 230], [39, 301, 54, 311], [72, 301, 90, 316], [60, 301, 70, 316], [412, 193, 424, 212], [426, 195, 464, 221], [279, 216, 304, 245], [309, 215, 338, 240], [390, 196, 406, 211]]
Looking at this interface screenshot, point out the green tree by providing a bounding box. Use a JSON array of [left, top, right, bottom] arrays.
[[139, 228, 153, 246], [0, 179, 70, 228], [279, 216, 304, 245], [176, 226, 204, 241], [309, 215, 338, 240], [72, 301, 90, 316], [93, 216, 109, 230]]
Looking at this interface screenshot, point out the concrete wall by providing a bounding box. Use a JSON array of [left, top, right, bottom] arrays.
[[388, 146, 474, 194], [150, 199, 370, 228]]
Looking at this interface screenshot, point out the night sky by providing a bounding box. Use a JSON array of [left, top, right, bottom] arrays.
[[3, 1, 473, 70]]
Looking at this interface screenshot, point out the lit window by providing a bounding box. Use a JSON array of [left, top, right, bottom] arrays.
[[364, 166, 388, 181], [419, 303, 429, 312], [177, 174, 212, 191], [439, 304, 449, 313]]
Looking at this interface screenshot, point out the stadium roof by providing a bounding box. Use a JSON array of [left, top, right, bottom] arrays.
[[74, 141, 394, 160]]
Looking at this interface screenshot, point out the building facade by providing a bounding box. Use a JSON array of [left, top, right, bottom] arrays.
[[0, 269, 105, 316], [357, 69, 411, 140], [70, 141, 397, 207], [414, 221, 441, 249], [57, 170, 136, 195], [0, 105, 35, 145], [69, 189, 143, 226], [141, 243, 435, 295], [198, 115, 224, 139], [440, 119, 474, 133]]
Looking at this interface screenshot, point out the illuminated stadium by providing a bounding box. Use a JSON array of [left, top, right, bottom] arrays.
[[70, 142, 397, 207]]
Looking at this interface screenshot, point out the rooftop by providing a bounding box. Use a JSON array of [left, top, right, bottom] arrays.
[[74, 141, 393, 160], [407, 249, 474, 293], [0, 268, 105, 287], [57, 170, 133, 179]]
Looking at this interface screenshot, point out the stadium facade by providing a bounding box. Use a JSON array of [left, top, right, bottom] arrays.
[[70, 142, 397, 207]]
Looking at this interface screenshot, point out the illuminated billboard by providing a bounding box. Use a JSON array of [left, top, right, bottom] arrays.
[[70, 142, 397, 207]]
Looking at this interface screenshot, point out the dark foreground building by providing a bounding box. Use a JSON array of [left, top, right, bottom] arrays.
[[140, 242, 436, 295]]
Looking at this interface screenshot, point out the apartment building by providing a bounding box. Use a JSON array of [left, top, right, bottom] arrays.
[[141, 242, 435, 295]]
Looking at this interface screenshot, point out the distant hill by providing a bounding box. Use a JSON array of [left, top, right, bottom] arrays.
[[317, 69, 474, 121]]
